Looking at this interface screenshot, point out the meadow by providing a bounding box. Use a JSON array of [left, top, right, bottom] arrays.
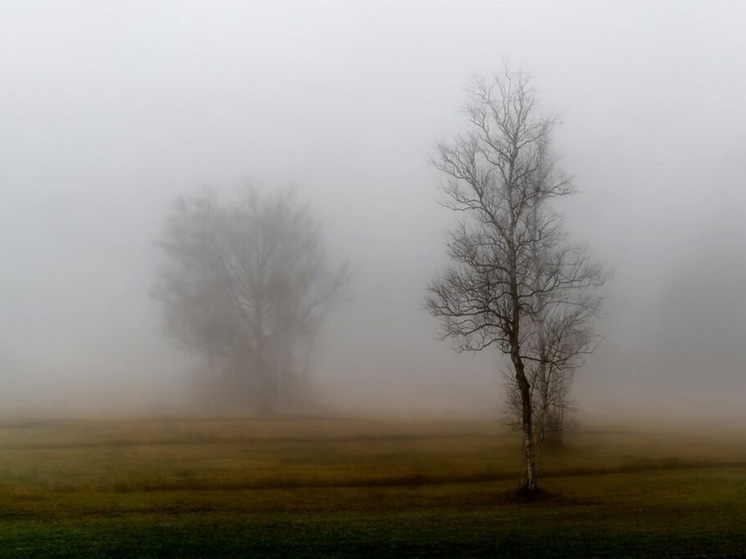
[[0, 413, 744, 557]]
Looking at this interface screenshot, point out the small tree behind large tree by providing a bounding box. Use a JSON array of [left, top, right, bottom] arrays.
[[426, 69, 605, 494], [154, 187, 345, 414]]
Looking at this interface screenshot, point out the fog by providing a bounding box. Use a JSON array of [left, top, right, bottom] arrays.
[[1, 1, 745, 420]]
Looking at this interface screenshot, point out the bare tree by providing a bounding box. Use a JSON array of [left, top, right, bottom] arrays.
[[154, 187, 346, 415], [426, 69, 605, 494]]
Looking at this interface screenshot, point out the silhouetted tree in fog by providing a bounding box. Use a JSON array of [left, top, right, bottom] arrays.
[[426, 69, 605, 494], [154, 188, 346, 414]]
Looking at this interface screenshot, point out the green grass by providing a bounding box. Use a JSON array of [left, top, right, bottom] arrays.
[[0, 415, 743, 557]]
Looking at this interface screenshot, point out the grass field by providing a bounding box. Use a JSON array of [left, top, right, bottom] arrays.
[[0, 414, 744, 557]]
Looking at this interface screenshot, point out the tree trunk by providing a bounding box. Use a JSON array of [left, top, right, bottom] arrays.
[[512, 352, 537, 493], [257, 361, 278, 417]]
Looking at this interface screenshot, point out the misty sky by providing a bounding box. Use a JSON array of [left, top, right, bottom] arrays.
[[1, 1, 745, 416]]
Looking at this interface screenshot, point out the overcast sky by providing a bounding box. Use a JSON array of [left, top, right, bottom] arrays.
[[1, 1, 745, 417]]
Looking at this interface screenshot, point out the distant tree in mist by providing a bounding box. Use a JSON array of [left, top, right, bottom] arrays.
[[153, 188, 346, 415], [426, 69, 606, 494]]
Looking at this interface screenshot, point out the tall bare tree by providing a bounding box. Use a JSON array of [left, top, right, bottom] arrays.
[[426, 69, 605, 494], [154, 187, 346, 414]]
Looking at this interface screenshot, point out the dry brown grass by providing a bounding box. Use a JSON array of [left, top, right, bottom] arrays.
[[0, 414, 746, 557], [0, 414, 744, 495]]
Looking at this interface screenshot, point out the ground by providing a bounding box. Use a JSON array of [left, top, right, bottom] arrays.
[[0, 414, 744, 557]]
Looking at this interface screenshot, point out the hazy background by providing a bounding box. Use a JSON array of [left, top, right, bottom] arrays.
[[1, 1, 745, 419]]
